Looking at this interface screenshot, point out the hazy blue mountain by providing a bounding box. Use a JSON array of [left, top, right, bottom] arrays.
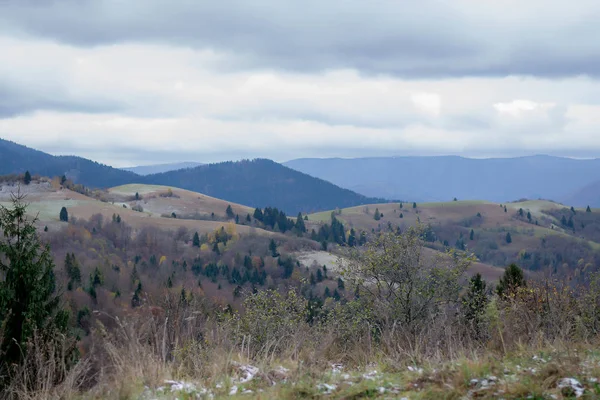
[[0, 138, 140, 188], [284, 155, 600, 205], [122, 162, 204, 175], [145, 159, 385, 214]]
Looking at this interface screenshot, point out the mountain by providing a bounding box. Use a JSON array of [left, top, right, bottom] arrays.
[[144, 159, 384, 214], [284, 155, 600, 205], [122, 162, 203, 175], [0, 138, 140, 188], [563, 180, 600, 207]]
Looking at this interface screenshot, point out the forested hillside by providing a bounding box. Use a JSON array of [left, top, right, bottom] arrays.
[[0, 138, 139, 188], [144, 159, 385, 214]]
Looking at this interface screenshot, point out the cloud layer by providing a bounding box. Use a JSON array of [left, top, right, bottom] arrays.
[[0, 1, 599, 166]]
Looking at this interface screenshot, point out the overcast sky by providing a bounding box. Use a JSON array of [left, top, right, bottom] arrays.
[[1, 1, 600, 167]]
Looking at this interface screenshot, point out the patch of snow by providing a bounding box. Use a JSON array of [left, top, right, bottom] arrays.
[[164, 380, 197, 393], [229, 385, 238, 395], [331, 363, 344, 374], [317, 383, 337, 394], [378, 387, 386, 394], [242, 389, 254, 394], [558, 378, 585, 398], [362, 371, 379, 380], [407, 365, 424, 374]]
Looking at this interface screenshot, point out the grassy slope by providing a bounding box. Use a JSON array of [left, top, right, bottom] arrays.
[[308, 199, 600, 281], [1, 183, 275, 237]]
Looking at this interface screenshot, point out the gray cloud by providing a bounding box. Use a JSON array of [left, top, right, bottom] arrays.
[[0, 81, 124, 118], [2, 1, 600, 78]]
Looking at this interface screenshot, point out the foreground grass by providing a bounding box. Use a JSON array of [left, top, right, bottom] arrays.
[[86, 347, 600, 399]]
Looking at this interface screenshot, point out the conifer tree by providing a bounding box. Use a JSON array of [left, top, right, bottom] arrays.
[[469, 229, 474, 240], [461, 273, 489, 338], [587, 205, 592, 213], [193, 232, 200, 247], [0, 192, 73, 382], [497, 263, 526, 297], [505, 232, 512, 243], [413, 202, 417, 209], [23, 171, 31, 185], [59, 206, 69, 222], [373, 208, 381, 221], [226, 205, 235, 219], [295, 212, 306, 233]]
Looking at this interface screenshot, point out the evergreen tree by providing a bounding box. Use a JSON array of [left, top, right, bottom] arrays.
[[226, 205, 235, 219], [373, 208, 381, 221], [131, 282, 143, 307], [23, 170, 32, 185], [561, 215, 568, 225], [246, 213, 252, 222], [333, 289, 341, 301], [461, 273, 489, 339], [324, 287, 331, 298], [505, 232, 512, 243], [316, 269, 323, 282], [469, 229, 474, 240], [527, 211, 532, 222], [0, 193, 73, 382], [399, 202, 403, 209], [253, 208, 264, 222], [504, 206, 507, 213], [571, 206, 576, 214], [497, 263, 526, 297], [518, 208, 524, 217], [59, 206, 69, 222], [295, 212, 306, 233], [337, 277, 345, 290], [347, 228, 356, 247], [193, 232, 200, 247], [587, 205, 592, 213], [212, 241, 220, 255], [400, 212, 403, 218], [60, 175, 67, 185], [269, 239, 279, 257], [413, 202, 417, 209], [135, 192, 140, 200]]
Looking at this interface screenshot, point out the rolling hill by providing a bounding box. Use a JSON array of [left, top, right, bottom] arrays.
[[285, 155, 600, 206], [308, 199, 600, 282]]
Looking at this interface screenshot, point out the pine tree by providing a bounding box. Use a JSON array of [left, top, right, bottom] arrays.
[[373, 208, 381, 221], [193, 232, 200, 247], [347, 228, 356, 247], [505, 232, 512, 243], [0, 193, 74, 381], [295, 212, 306, 233], [504, 206, 507, 213], [469, 229, 474, 240], [497, 263, 526, 297], [59, 206, 69, 222], [400, 212, 403, 218], [269, 239, 279, 257], [518, 208, 524, 217], [399, 202, 403, 209], [226, 205, 235, 219], [23, 171, 32, 185], [527, 211, 532, 222], [246, 213, 252, 222], [587, 205, 592, 213], [461, 273, 489, 339], [413, 202, 417, 209], [337, 277, 345, 290]]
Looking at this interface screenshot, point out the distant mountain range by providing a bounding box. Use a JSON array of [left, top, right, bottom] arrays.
[[0, 139, 381, 214], [122, 162, 204, 175], [284, 155, 600, 207]]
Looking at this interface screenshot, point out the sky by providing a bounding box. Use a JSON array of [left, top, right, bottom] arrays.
[[1, 1, 600, 167]]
